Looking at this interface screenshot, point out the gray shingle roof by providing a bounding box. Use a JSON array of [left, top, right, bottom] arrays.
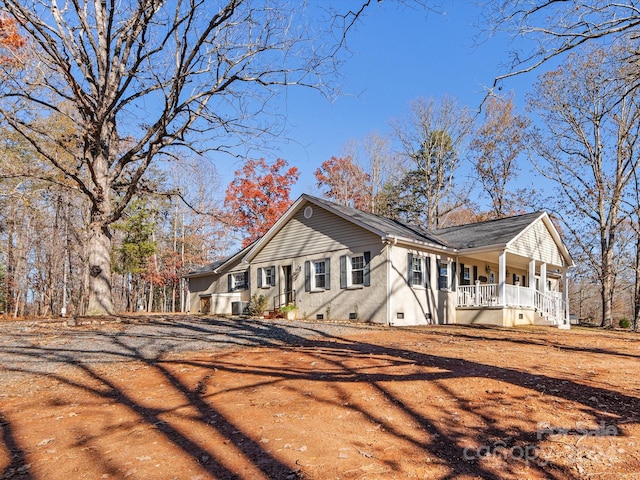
[[187, 196, 550, 279], [304, 195, 449, 247], [305, 195, 545, 250], [185, 257, 229, 277], [433, 212, 544, 249]]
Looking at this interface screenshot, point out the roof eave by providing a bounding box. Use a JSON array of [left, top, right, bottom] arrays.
[[383, 234, 455, 252], [456, 243, 509, 255]]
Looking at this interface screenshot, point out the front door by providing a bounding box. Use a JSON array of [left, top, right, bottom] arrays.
[[282, 265, 293, 304]]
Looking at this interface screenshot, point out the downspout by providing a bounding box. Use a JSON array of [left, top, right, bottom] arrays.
[[185, 278, 190, 313], [384, 235, 398, 326]]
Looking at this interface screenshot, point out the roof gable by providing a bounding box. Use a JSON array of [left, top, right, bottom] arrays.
[[243, 194, 450, 262], [192, 195, 573, 271]]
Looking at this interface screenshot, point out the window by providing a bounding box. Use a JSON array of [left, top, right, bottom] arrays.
[[438, 262, 449, 290], [340, 252, 371, 288], [411, 256, 423, 286], [228, 271, 249, 291], [458, 263, 471, 286], [351, 255, 365, 285], [314, 261, 326, 288], [408, 253, 431, 287], [304, 259, 331, 291], [463, 267, 470, 281], [257, 266, 276, 288]]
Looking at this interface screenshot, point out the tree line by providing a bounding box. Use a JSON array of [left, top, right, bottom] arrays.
[[2, 1, 640, 329]]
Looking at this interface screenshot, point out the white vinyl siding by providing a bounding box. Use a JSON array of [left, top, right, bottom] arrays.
[[510, 220, 565, 267], [253, 207, 380, 263]]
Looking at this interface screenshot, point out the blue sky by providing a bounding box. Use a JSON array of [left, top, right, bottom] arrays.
[[217, 1, 544, 203]]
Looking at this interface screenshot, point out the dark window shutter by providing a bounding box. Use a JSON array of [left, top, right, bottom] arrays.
[[364, 251, 371, 287], [257, 268, 263, 288], [304, 261, 311, 292], [436, 259, 442, 290], [451, 262, 457, 290], [228, 274, 233, 292], [270, 266, 276, 286], [460, 263, 465, 285], [426, 257, 431, 288], [325, 258, 331, 290], [407, 252, 414, 285], [340, 255, 347, 289], [473, 265, 478, 283], [243, 271, 249, 289]]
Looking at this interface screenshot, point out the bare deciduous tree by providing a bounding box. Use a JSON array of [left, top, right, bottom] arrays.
[[0, 0, 392, 315], [484, 1, 640, 87], [390, 96, 472, 229], [528, 45, 640, 328], [469, 94, 530, 218], [342, 131, 396, 214]]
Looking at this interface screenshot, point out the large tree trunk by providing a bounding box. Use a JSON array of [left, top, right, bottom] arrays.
[[601, 244, 615, 328], [86, 222, 115, 315], [634, 235, 640, 331]]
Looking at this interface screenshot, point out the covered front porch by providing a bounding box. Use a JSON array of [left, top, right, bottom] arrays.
[[453, 248, 570, 329], [456, 282, 568, 327]]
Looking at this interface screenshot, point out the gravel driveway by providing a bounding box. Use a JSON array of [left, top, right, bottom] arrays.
[[0, 314, 385, 385]]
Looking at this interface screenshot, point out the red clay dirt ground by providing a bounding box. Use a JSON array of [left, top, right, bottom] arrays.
[[1, 318, 640, 480]]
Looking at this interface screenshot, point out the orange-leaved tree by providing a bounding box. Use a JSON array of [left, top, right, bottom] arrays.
[[0, 14, 25, 66], [225, 158, 299, 248], [314, 156, 371, 211]]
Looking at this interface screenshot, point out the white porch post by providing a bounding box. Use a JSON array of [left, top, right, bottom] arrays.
[[559, 267, 570, 329], [498, 250, 506, 306], [474, 280, 480, 306], [540, 263, 547, 294], [528, 259, 536, 291]]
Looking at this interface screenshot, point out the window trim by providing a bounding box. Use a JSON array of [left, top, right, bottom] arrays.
[[340, 251, 371, 289], [313, 260, 327, 289], [438, 260, 449, 291], [228, 271, 249, 292], [257, 266, 276, 289], [408, 253, 430, 288], [304, 258, 331, 292]]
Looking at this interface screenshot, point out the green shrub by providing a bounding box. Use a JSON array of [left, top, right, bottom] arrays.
[[619, 317, 631, 329], [248, 294, 269, 316], [279, 303, 298, 314]]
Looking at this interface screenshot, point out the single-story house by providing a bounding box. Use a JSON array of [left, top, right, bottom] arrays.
[[185, 194, 573, 328]]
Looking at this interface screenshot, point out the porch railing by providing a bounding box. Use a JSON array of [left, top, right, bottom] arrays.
[[457, 282, 566, 325], [456, 283, 498, 307]]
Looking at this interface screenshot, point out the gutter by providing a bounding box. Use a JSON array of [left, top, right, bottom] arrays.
[[382, 235, 400, 326]]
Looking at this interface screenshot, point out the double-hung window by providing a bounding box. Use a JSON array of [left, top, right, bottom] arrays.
[[350, 255, 365, 285], [228, 271, 249, 291], [304, 259, 331, 291], [408, 253, 431, 287], [314, 261, 327, 288], [438, 262, 449, 290], [340, 252, 371, 288], [257, 266, 276, 288], [411, 256, 423, 286]]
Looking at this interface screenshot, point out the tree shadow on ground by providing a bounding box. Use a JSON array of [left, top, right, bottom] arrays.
[[0, 316, 637, 479]]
